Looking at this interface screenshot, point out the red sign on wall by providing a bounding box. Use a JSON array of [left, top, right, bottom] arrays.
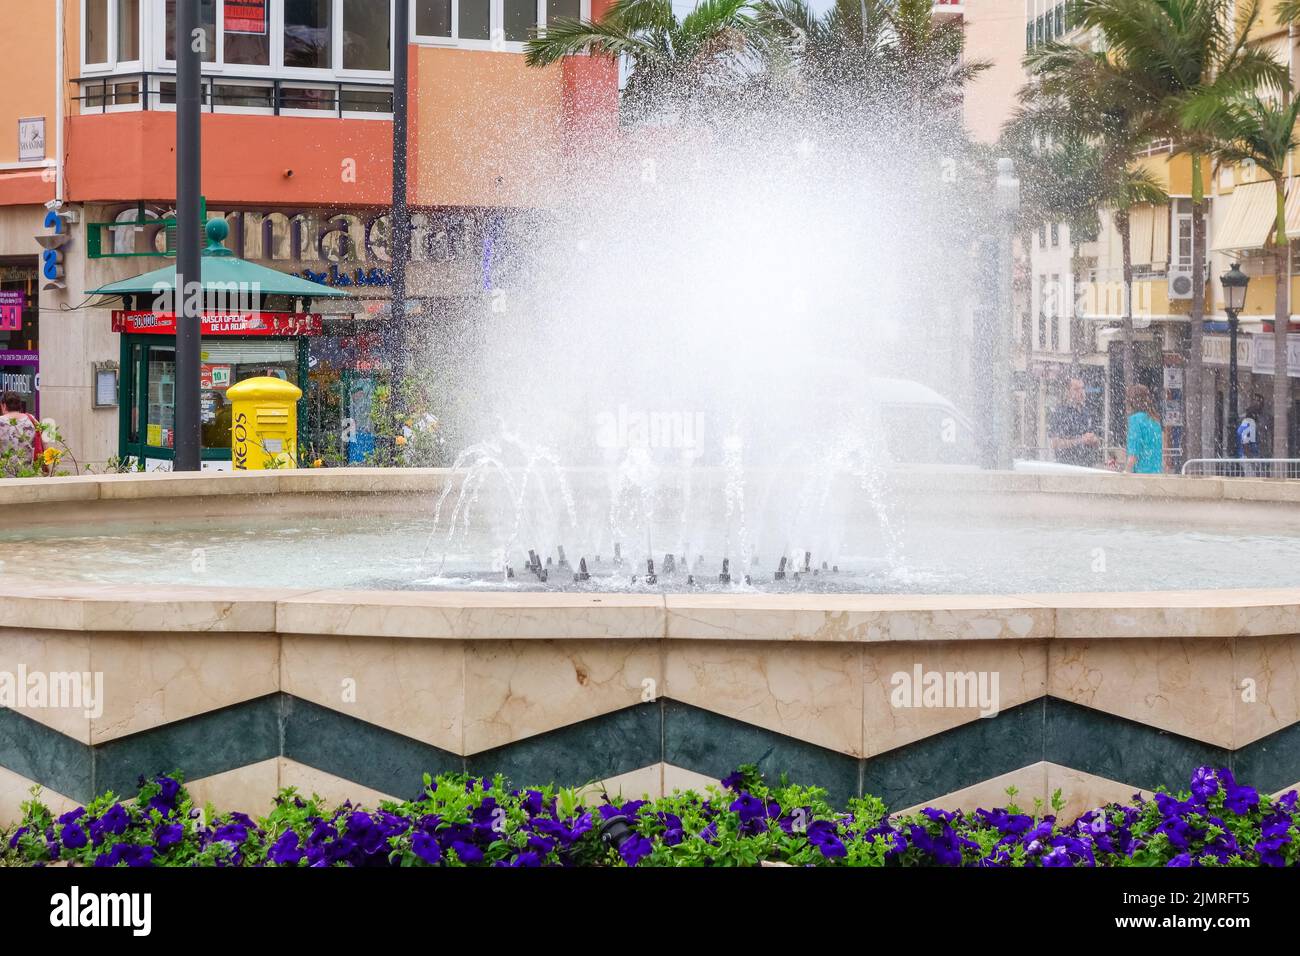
[[111, 311, 323, 337], [225, 0, 267, 35]]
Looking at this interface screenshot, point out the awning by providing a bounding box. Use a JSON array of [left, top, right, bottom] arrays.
[[1213, 180, 1280, 252], [1128, 206, 1155, 268], [1283, 178, 1300, 238]]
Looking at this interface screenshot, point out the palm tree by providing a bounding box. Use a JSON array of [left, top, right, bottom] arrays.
[[1011, 47, 1168, 398], [755, 0, 988, 128], [1111, 166, 1173, 392], [524, 0, 772, 122], [1191, 93, 1300, 457], [1065, 0, 1287, 460]]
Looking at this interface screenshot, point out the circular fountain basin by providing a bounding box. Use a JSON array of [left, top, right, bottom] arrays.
[[1, 468, 1298, 828]]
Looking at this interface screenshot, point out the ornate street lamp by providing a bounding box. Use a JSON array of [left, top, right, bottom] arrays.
[[1220, 262, 1250, 453]]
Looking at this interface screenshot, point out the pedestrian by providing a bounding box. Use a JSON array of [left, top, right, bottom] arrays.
[[0, 391, 42, 475], [1048, 377, 1102, 466], [1125, 384, 1164, 475], [1236, 397, 1263, 477]]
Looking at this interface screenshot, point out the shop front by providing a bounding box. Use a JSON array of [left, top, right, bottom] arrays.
[[0, 261, 40, 415], [93, 218, 354, 470], [114, 311, 320, 470]]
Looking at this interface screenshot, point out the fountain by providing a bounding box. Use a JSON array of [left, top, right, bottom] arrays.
[[1, 96, 1299, 824]]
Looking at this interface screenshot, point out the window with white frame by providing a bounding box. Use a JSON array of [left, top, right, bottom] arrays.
[[412, 0, 586, 49], [83, 0, 144, 69], [157, 0, 392, 76], [80, 1, 397, 116]]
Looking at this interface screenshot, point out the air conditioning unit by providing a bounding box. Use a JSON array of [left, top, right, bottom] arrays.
[[1168, 267, 1197, 300]]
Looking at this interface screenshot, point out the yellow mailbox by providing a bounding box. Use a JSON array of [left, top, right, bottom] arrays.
[[227, 377, 302, 470]]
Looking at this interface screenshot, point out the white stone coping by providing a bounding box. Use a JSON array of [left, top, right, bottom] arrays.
[[0, 578, 1297, 641], [1, 467, 1299, 507]]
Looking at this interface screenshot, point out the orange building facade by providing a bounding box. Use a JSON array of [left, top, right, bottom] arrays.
[[0, 0, 618, 468]]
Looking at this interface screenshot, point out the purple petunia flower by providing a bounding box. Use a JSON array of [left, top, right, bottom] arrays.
[[411, 831, 442, 865], [449, 840, 484, 864], [94, 843, 155, 868], [61, 822, 88, 850], [806, 820, 847, 859], [1190, 767, 1219, 804], [268, 830, 305, 866], [155, 823, 184, 850], [618, 834, 653, 867], [98, 804, 130, 836]]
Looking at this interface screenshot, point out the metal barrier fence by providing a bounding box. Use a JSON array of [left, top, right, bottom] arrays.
[[1181, 459, 1300, 478]]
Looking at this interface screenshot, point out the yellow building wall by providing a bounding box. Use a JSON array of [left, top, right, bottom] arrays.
[[0, 0, 59, 167]]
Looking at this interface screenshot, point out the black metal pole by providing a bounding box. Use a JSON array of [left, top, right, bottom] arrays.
[[174, 0, 202, 471], [1228, 310, 1240, 455], [390, 0, 410, 357]]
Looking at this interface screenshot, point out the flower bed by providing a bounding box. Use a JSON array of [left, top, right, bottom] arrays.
[[2, 766, 1296, 867]]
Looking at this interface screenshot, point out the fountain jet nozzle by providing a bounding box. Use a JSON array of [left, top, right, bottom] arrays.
[[575, 558, 591, 582]]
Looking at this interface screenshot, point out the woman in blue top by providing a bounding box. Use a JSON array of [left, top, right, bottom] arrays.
[[1125, 384, 1164, 474]]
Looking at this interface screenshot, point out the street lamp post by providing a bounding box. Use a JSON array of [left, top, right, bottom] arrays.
[[174, 0, 203, 471], [1220, 263, 1249, 455], [994, 158, 1021, 470], [390, 0, 410, 373]]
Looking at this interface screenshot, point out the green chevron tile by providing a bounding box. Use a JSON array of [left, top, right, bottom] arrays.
[[282, 695, 463, 800], [1232, 719, 1300, 796], [0, 707, 92, 803], [1044, 697, 1229, 795], [862, 699, 1044, 811], [663, 700, 861, 807], [467, 702, 661, 788], [94, 694, 281, 798]]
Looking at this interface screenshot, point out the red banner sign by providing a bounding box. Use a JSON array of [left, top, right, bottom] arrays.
[[225, 0, 267, 34], [112, 311, 322, 337]]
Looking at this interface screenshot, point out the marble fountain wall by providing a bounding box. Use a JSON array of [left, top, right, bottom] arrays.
[[1, 470, 1298, 824]]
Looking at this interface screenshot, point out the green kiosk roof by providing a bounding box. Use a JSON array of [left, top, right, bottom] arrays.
[[90, 219, 351, 300]]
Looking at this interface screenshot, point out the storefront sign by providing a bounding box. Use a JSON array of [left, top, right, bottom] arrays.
[[1202, 334, 1253, 367], [96, 205, 471, 273], [111, 311, 323, 337], [225, 0, 267, 34], [0, 291, 22, 331], [1251, 333, 1300, 379]]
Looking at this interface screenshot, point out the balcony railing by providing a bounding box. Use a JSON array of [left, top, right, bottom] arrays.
[[73, 73, 394, 119]]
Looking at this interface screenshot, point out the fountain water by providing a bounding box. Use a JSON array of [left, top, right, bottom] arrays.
[[412, 99, 984, 590]]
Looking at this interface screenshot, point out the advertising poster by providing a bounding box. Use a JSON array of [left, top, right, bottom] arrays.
[[0, 291, 23, 331], [225, 0, 267, 34], [0, 349, 38, 415]]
